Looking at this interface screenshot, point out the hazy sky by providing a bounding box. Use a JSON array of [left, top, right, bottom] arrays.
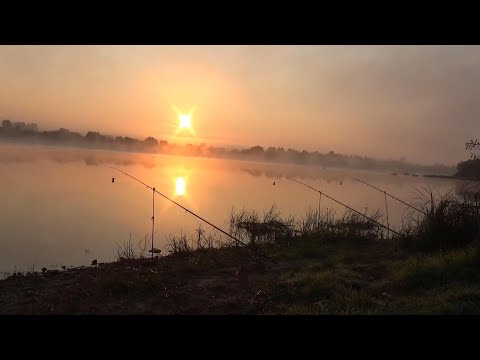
[[0, 45, 478, 165]]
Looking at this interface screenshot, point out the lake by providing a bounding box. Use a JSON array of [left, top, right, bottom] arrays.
[[0, 143, 465, 275]]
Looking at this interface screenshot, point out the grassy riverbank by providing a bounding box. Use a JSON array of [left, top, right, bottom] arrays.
[[1, 192, 479, 314], [1, 234, 480, 314]]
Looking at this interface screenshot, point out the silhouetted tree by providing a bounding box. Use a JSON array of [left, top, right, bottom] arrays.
[[454, 139, 480, 179], [1, 120, 12, 129], [265, 146, 277, 160], [85, 131, 101, 142], [144, 136, 159, 147], [26, 123, 38, 132], [0, 118, 455, 175], [14, 122, 27, 131], [466, 139, 480, 159], [249, 146, 264, 155], [456, 158, 480, 179]]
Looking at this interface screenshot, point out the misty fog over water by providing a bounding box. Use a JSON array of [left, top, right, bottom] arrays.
[[0, 143, 465, 275]]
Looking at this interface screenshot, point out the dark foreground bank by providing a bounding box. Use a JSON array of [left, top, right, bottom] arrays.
[[2, 190, 480, 314], [2, 232, 480, 314]]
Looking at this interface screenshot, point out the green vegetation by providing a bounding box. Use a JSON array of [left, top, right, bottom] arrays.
[[260, 187, 480, 314], [453, 139, 480, 179], [1, 186, 480, 314], [455, 159, 480, 180], [266, 231, 480, 314], [398, 189, 480, 252]]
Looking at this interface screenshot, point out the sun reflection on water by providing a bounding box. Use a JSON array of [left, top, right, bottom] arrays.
[[175, 177, 186, 196]]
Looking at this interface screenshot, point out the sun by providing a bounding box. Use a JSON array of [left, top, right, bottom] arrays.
[[172, 106, 196, 136], [179, 113, 191, 129]]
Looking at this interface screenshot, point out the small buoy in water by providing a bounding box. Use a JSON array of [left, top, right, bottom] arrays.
[[340, 181, 342, 185], [112, 177, 115, 183], [91, 259, 97, 266], [273, 181, 276, 186]]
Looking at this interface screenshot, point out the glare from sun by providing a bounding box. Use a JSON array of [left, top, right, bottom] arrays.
[[175, 177, 186, 196], [172, 106, 196, 136], [179, 114, 191, 129]]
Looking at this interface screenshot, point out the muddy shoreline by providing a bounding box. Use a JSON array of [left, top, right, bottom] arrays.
[[0, 247, 293, 315]]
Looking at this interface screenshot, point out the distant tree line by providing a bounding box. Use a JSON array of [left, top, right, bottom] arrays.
[[455, 159, 480, 180], [0, 119, 454, 175], [455, 139, 480, 179], [0, 119, 166, 153]]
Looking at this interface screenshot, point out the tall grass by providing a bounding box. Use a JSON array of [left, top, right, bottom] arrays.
[[399, 187, 480, 252], [165, 226, 226, 255], [114, 233, 151, 260], [115, 234, 141, 260], [118, 186, 480, 259], [165, 231, 193, 254], [299, 207, 384, 240], [229, 204, 296, 245], [227, 203, 385, 250]]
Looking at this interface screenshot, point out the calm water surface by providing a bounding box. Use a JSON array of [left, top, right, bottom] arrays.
[[0, 144, 464, 274]]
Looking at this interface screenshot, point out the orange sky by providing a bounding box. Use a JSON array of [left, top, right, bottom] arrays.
[[1, 45, 479, 165]]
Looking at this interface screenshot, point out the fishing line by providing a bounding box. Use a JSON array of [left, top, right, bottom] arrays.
[[350, 176, 427, 215], [110, 166, 276, 264], [285, 176, 400, 236]]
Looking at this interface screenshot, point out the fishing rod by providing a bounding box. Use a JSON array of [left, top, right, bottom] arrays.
[[350, 176, 427, 216], [284, 176, 401, 236], [110, 166, 276, 264]]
